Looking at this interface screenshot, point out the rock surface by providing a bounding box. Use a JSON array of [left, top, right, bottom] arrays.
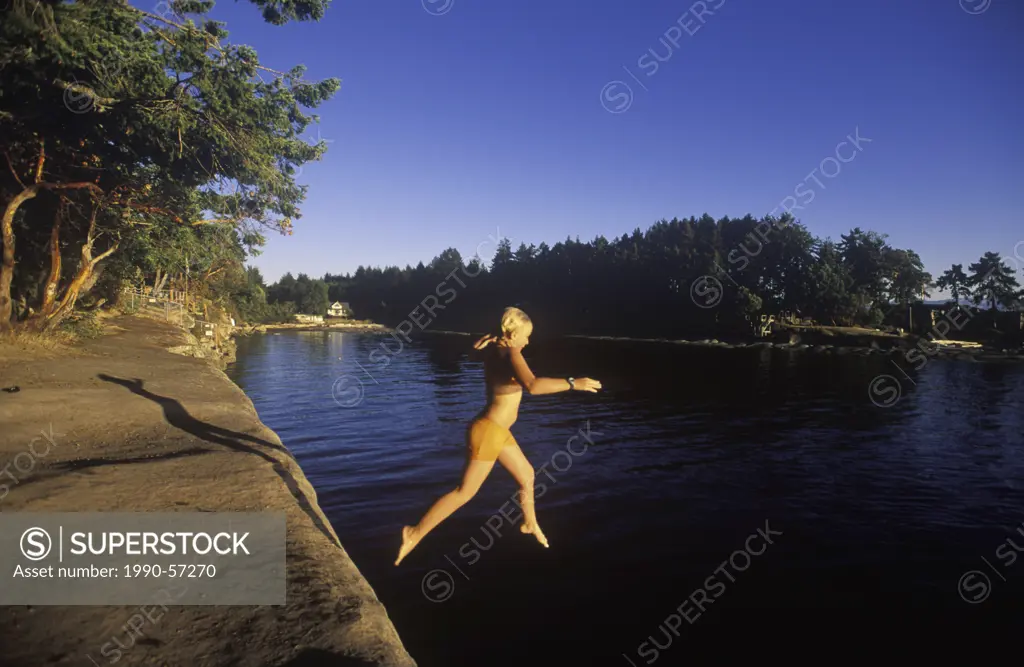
[[0, 316, 416, 667]]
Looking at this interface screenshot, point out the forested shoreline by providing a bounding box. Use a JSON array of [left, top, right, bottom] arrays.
[[258, 215, 1023, 341]]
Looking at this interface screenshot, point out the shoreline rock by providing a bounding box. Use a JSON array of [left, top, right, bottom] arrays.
[[247, 322, 391, 335], [0, 315, 417, 667], [555, 333, 1024, 362], [267, 325, 1023, 363], [166, 328, 237, 369]]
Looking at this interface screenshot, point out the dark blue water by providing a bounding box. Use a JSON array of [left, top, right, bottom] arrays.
[[228, 332, 1024, 664]]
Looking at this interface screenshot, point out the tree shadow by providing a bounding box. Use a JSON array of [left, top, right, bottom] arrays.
[[7, 448, 212, 494], [97, 374, 341, 548], [52, 447, 212, 472]]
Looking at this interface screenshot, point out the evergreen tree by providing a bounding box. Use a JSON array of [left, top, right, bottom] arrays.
[[0, 0, 338, 330], [968, 252, 1023, 310], [935, 264, 971, 305]]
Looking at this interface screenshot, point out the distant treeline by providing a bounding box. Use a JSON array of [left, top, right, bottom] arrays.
[[258, 214, 1023, 338]]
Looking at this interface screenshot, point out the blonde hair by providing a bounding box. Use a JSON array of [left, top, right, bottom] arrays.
[[500, 306, 532, 338], [472, 307, 532, 350]]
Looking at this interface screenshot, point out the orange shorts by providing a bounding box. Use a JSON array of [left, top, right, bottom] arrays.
[[467, 417, 516, 461]]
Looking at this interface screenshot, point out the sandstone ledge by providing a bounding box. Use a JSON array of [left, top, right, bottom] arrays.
[[0, 316, 416, 667]]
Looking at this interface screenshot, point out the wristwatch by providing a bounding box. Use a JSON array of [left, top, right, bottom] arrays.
[[567, 377, 575, 390]]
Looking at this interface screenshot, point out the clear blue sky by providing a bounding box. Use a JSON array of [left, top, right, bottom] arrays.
[[212, 0, 1023, 289]]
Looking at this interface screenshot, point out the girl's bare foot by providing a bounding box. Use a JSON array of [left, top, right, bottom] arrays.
[[520, 522, 549, 548], [395, 526, 419, 565]]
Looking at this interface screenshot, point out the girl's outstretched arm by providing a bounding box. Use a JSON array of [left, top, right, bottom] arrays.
[[508, 347, 602, 394]]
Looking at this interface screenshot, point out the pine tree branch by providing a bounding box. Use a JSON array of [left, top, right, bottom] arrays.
[[133, 9, 291, 78]]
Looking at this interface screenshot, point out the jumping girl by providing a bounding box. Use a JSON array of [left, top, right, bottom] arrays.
[[395, 307, 602, 565]]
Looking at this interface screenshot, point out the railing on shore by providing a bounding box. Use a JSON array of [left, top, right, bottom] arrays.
[[121, 288, 224, 342]]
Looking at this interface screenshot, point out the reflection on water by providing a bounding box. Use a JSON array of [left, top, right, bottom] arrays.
[[229, 332, 1024, 664]]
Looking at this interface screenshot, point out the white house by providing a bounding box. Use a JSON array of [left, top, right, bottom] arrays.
[[327, 301, 350, 318]]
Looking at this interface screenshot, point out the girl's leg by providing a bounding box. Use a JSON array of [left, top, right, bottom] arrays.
[[498, 442, 549, 548], [395, 455, 495, 565]]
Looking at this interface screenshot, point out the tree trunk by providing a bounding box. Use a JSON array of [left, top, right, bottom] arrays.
[[39, 209, 62, 316], [42, 208, 118, 331], [44, 247, 118, 330], [153, 270, 168, 296], [1, 140, 103, 330], [0, 189, 41, 330]]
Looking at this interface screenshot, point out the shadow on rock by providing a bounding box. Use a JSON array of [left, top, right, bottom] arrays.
[[97, 374, 341, 549]]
